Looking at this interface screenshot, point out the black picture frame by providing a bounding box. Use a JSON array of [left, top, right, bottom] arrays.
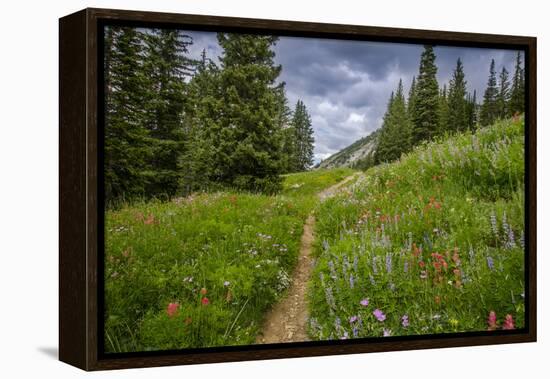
[[59, 7, 537, 371]]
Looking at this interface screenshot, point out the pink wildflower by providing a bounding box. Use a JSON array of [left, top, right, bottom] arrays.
[[503, 314, 515, 330], [167, 302, 179, 317], [487, 311, 498, 331]]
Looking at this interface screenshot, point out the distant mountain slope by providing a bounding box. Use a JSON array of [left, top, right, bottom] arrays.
[[316, 129, 380, 169]]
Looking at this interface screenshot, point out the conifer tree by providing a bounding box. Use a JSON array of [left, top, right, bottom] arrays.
[[496, 66, 511, 119], [215, 33, 285, 193], [437, 85, 449, 134], [104, 26, 152, 204], [465, 90, 478, 129], [480, 59, 499, 126], [375, 80, 412, 163], [274, 88, 294, 173], [290, 100, 315, 171], [447, 58, 468, 132], [509, 52, 525, 115], [179, 49, 222, 195], [142, 29, 195, 198], [407, 76, 417, 118], [411, 46, 440, 144]]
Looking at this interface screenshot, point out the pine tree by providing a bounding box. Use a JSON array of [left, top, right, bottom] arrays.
[[104, 26, 152, 204], [465, 90, 478, 129], [480, 59, 499, 126], [509, 52, 525, 115], [411, 46, 440, 144], [179, 49, 222, 195], [375, 80, 412, 163], [407, 76, 417, 118], [437, 84, 449, 134], [447, 58, 468, 132], [291, 100, 315, 171], [142, 29, 195, 198], [496, 66, 511, 119], [274, 87, 294, 173], [215, 33, 285, 193]]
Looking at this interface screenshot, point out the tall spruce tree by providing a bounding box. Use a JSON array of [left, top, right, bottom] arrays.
[[437, 85, 449, 134], [480, 59, 499, 126], [274, 87, 294, 173], [447, 58, 468, 132], [142, 29, 195, 198], [496, 66, 511, 119], [290, 100, 315, 171], [215, 33, 285, 193], [465, 90, 478, 129], [411, 46, 440, 144], [179, 49, 222, 195], [407, 76, 417, 118], [375, 80, 412, 163], [104, 26, 152, 204], [509, 52, 525, 115]]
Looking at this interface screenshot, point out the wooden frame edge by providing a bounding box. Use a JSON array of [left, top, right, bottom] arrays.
[[58, 7, 537, 371]]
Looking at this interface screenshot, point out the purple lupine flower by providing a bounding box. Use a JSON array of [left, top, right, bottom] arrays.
[[383, 328, 392, 337], [369, 274, 376, 286], [372, 256, 378, 274], [342, 255, 349, 278], [334, 316, 342, 330], [487, 256, 495, 271], [328, 260, 337, 279], [385, 253, 392, 273], [401, 314, 409, 327], [360, 298, 370, 307], [349, 274, 355, 289], [507, 227, 516, 249], [352, 326, 359, 338], [324, 285, 336, 309], [349, 315, 358, 324], [373, 309, 386, 322]]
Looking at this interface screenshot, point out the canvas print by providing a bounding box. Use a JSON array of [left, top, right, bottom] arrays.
[[102, 25, 526, 353]]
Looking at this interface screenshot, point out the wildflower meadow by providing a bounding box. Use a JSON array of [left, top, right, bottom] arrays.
[[308, 117, 525, 340]]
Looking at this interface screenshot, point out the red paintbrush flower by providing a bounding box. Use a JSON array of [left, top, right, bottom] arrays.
[[201, 297, 210, 306], [167, 302, 179, 317], [503, 314, 515, 330], [487, 311, 498, 331]]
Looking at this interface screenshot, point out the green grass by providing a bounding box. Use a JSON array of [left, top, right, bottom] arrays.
[[104, 167, 354, 352], [308, 118, 525, 340]]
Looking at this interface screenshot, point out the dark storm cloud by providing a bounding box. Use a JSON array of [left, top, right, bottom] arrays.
[[183, 29, 522, 163]]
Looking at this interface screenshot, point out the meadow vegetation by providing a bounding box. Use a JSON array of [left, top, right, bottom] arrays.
[[104, 168, 353, 352], [308, 118, 525, 339]]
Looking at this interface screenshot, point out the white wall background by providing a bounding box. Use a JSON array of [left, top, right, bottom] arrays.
[[0, 0, 546, 377]]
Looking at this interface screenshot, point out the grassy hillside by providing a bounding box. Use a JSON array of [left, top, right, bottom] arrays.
[[104, 168, 353, 352], [308, 117, 525, 339]]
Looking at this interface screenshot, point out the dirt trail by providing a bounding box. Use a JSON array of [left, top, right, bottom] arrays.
[[256, 173, 361, 344]]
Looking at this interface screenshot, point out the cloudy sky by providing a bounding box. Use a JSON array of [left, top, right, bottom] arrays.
[[185, 31, 522, 163]]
